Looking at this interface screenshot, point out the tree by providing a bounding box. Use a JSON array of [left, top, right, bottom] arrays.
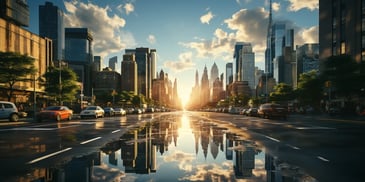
[[42, 66, 79, 104], [0, 52, 37, 101], [270, 83, 294, 103], [296, 70, 323, 108]]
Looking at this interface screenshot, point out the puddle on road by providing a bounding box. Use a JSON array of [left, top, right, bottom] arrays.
[[12, 113, 317, 182]]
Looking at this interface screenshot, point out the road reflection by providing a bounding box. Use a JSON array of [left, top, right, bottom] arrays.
[[13, 113, 317, 182]]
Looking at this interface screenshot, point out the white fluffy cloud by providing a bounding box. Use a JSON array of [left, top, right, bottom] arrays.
[[63, 1, 136, 58], [164, 52, 196, 72], [147, 34, 156, 44], [287, 0, 319, 11], [272, 2, 280, 12], [200, 11, 214, 24], [124, 3, 134, 15]]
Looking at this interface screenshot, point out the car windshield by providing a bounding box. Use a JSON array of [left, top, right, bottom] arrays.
[[86, 106, 97, 110], [44, 106, 61, 111]]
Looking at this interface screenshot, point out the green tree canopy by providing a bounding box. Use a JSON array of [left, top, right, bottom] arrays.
[[296, 70, 323, 107], [42, 66, 79, 104], [270, 83, 294, 103], [0, 52, 37, 101]]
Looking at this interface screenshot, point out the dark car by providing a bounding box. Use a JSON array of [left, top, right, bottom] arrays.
[[246, 107, 258, 116], [103, 107, 115, 117], [258, 103, 287, 119]]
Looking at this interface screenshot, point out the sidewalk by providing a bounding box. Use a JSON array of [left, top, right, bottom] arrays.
[[289, 113, 365, 122]]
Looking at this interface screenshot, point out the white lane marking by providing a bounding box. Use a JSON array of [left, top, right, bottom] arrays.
[[5, 127, 56, 131], [80, 137, 101, 144], [27, 147, 72, 164], [286, 144, 300, 150], [296, 126, 335, 130], [111, 129, 121, 133], [317, 156, 330, 162], [264, 135, 280, 142]]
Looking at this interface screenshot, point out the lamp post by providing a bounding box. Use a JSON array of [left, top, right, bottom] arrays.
[[33, 74, 37, 121]]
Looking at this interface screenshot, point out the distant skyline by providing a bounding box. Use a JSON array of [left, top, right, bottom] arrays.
[[27, 0, 319, 102]]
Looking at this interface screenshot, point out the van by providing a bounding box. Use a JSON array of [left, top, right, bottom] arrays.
[[0, 101, 19, 122]]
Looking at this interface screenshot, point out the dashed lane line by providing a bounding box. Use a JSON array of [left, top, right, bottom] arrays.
[[317, 156, 330, 162], [27, 147, 72, 164], [111, 129, 121, 133], [264, 135, 280, 142], [80, 137, 102, 144]]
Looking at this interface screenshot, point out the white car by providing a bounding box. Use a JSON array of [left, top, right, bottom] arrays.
[[80, 106, 104, 119], [0, 101, 19, 122], [114, 108, 126, 116]]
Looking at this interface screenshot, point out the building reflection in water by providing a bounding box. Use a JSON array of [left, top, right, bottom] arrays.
[[20, 114, 317, 182]]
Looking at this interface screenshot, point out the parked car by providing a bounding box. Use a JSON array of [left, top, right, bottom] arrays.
[[37, 106, 73, 122], [103, 107, 115, 117], [258, 103, 287, 119], [246, 107, 258, 116], [80, 106, 104, 119], [0, 101, 19, 122], [114, 108, 126, 116]]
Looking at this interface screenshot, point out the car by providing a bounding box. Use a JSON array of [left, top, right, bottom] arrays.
[[80, 106, 104, 119], [114, 107, 126, 116], [103, 107, 115, 117], [36, 106, 73, 122], [0, 101, 19, 122], [246, 107, 258, 116], [258, 103, 287, 119]]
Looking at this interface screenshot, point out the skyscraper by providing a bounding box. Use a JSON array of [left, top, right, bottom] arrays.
[[121, 53, 137, 94], [93, 56, 101, 72], [39, 2, 64, 61], [226, 62, 233, 87], [210, 62, 219, 87], [233, 42, 244, 81], [201, 65, 210, 106], [319, 0, 364, 63], [109, 56, 117, 71], [65, 28, 93, 96], [240, 43, 255, 89]]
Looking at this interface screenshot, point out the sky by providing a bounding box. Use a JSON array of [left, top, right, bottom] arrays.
[[27, 0, 319, 104]]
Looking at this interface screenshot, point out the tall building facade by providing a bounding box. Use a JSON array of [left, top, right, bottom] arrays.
[[0, 15, 52, 102], [121, 54, 137, 94], [126, 47, 156, 99], [150, 49, 157, 79], [39, 1, 64, 61], [0, 0, 29, 27], [225, 62, 233, 94], [319, 0, 364, 63], [200, 65, 210, 106], [233, 42, 244, 81], [65, 28, 93, 96], [240, 43, 255, 90], [109, 56, 117, 71], [210, 62, 219, 87], [93, 56, 101, 72]]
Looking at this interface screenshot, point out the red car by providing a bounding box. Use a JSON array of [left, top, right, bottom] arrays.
[[37, 106, 73, 122]]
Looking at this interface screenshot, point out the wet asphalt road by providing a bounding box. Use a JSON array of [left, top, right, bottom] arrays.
[[0, 111, 364, 182]]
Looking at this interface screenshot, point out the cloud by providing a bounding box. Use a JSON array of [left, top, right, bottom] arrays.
[[272, 2, 280, 12], [124, 3, 134, 15], [163, 52, 196, 72], [182, 8, 268, 63], [147, 34, 156, 44], [295, 25, 319, 45], [287, 0, 319, 11], [63, 1, 136, 58], [200, 11, 214, 24]]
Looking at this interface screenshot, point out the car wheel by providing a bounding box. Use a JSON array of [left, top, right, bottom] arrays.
[[68, 114, 72, 121], [9, 113, 19, 122], [80, 116, 84, 119]]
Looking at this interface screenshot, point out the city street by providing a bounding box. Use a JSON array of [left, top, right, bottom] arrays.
[[0, 111, 364, 181]]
